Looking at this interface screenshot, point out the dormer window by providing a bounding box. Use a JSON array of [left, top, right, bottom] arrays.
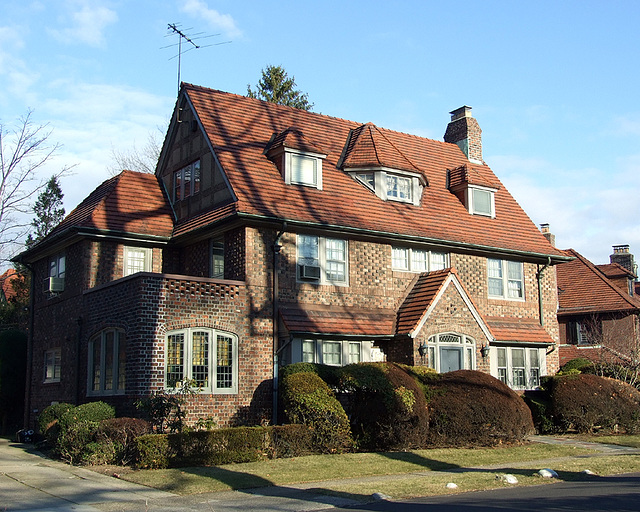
[[350, 169, 423, 205], [469, 186, 495, 217], [287, 151, 322, 188], [387, 174, 413, 202]]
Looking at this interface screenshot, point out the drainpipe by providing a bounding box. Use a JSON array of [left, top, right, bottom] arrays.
[[537, 257, 551, 326], [272, 222, 287, 425]]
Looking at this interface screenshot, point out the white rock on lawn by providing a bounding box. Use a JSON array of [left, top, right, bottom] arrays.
[[538, 468, 558, 478], [446, 482, 458, 489]]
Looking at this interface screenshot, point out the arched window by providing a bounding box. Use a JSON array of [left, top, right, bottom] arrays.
[[427, 333, 476, 373]]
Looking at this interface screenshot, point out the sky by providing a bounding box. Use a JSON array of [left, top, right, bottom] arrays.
[[1, 0, 639, 267]]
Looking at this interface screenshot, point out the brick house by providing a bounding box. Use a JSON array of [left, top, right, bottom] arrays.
[[557, 245, 640, 366], [16, 84, 569, 429]]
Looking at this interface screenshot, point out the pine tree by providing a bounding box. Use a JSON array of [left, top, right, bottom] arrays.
[[247, 65, 313, 111], [25, 175, 65, 249]]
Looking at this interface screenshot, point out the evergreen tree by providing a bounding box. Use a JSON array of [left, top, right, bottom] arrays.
[[247, 65, 313, 111], [25, 175, 65, 249]]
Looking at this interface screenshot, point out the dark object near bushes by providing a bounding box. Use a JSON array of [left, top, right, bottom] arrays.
[[281, 371, 352, 453], [136, 424, 313, 469], [422, 370, 534, 446], [341, 363, 429, 451], [546, 374, 640, 433]]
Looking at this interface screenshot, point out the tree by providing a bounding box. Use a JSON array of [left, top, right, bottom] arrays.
[[25, 175, 65, 248], [107, 129, 162, 176], [247, 65, 313, 111], [0, 110, 71, 264]]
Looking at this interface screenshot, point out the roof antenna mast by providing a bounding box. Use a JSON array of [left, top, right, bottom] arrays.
[[163, 23, 231, 95]]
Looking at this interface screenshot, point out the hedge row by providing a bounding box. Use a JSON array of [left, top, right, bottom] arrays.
[[136, 424, 313, 469]]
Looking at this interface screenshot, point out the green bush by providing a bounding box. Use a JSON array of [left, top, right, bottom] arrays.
[[279, 362, 342, 388], [281, 371, 352, 453], [423, 370, 534, 447], [96, 417, 152, 465], [558, 358, 593, 374], [37, 402, 75, 444], [340, 363, 429, 451], [136, 434, 171, 469], [271, 424, 314, 458], [547, 374, 640, 433]]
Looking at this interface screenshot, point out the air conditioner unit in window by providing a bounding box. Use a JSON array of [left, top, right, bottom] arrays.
[[44, 277, 65, 293], [300, 265, 321, 280]]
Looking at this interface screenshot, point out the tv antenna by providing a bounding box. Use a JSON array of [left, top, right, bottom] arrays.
[[163, 23, 231, 93]]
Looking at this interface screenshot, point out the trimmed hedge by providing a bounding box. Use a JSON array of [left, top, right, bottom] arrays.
[[421, 370, 534, 446], [136, 424, 313, 469], [281, 371, 352, 453], [340, 362, 429, 451], [546, 374, 640, 433], [96, 418, 152, 465]]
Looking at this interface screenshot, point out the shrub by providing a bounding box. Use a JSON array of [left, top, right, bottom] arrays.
[[424, 370, 534, 447], [558, 358, 593, 375], [96, 417, 152, 465], [135, 380, 198, 433], [279, 362, 342, 388], [340, 363, 429, 451], [281, 371, 352, 453], [37, 402, 75, 445], [136, 433, 171, 469], [547, 374, 640, 433], [271, 424, 314, 458]]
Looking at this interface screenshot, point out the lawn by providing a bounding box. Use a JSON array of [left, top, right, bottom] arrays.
[[108, 439, 639, 497]]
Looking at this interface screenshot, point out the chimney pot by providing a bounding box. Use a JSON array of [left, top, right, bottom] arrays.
[[444, 106, 483, 164], [540, 223, 555, 246]]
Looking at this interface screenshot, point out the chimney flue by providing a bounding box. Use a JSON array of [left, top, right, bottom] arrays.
[[444, 105, 483, 164], [540, 223, 555, 247], [611, 244, 636, 276]]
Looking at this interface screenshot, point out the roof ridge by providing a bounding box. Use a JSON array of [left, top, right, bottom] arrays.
[[565, 248, 640, 310]]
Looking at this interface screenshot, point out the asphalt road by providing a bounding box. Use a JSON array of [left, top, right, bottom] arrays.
[[318, 472, 640, 512]]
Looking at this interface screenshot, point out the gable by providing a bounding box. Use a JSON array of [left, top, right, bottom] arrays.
[[180, 84, 565, 261]]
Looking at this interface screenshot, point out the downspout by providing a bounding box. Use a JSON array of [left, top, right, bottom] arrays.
[[272, 222, 287, 425], [537, 257, 551, 326], [22, 262, 35, 429]]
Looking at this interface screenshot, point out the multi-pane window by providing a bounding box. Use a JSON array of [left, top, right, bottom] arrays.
[[49, 253, 66, 279], [488, 259, 524, 299], [173, 160, 201, 202], [302, 340, 315, 363], [300, 339, 369, 366], [210, 239, 224, 278], [322, 341, 342, 366], [44, 349, 61, 383], [348, 342, 361, 364], [426, 333, 476, 373], [88, 329, 126, 395], [124, 247, 152, 276], [297, 235, 348, 285], [391, 247, 448, 272], [165, 328, 238, 393], [493, 346, 544, 390], [386, 174, 412, 202]]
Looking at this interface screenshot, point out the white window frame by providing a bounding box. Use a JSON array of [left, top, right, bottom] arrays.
[[88, 329, 126, 396], [164, 328, 238, 394], [386, 174, 413, 202], [467, 185, 496, 217], [297, 234, 348, 285], [124, 246, 152, 277], [349, 168, 424, 206], [492, 346, 545, 390], [44, 348, 61, 383], [173, 160, 201, 202], [391, 247, 448, 272], [426, 333, 476, 373], [284, 149, 323, 189], [488, 258, 524, 300], [210, 238, 224, 279], [298, 339, 371, 366]]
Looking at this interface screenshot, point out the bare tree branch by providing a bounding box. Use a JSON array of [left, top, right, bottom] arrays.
[[0, 110, 73, 264], [107, 129, 163, 176]]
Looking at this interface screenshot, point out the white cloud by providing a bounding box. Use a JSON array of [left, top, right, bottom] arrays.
[[0, 26, 40, 105], [49, 0, 118, 48], [179, 0, 242, 39]]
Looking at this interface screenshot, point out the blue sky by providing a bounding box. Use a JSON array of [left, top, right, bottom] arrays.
[[1, 0, 639, 265]]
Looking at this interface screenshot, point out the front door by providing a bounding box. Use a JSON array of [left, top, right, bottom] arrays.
[[440, 347, 462, 372]]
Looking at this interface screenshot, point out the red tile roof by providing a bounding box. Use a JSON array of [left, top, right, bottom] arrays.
[[396, 269, 452, 335], [0, 268, 20, 302], [486, 316, 555, 344], [557, 249, 640, 315], [448, 164, 500, 190], [46, 170, 174, 241], [596, 263, 635, 279], [183, 84, 565, 259], [279, 304, 396, 336]]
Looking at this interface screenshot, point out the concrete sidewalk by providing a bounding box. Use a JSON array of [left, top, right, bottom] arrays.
[[1, 436, 639, 511]]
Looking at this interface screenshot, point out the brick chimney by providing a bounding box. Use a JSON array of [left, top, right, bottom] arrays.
[[610, 244, 637, 276], [540, 223, 555, 247], [444, 106, 483, 164]]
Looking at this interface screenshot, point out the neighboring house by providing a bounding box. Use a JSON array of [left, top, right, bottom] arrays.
[[0, 268, 20, 304], [16, 84, 569, 429], [557, 246, 640, 366]]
